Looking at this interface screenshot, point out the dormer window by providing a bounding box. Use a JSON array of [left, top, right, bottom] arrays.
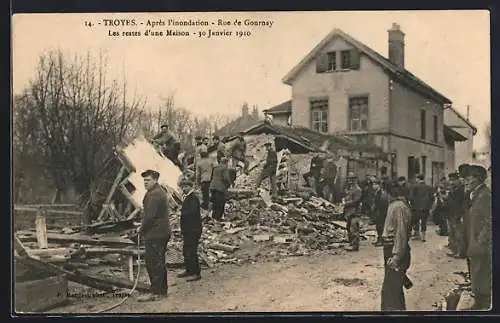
[[341, 50, 351, 69]]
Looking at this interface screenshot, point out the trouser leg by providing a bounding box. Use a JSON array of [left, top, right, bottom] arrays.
[[420, 210, 429, 233], [269, 173, 277, 196], [348, 216, 360, 249], [200, 181, 210, 210], [381, 244, 409, 311], [470, 254, 492, 310], [145, 238, 168, 295], [183, 233, 201, 275]]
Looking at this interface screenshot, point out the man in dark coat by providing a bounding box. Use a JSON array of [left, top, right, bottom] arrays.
[[445, 172, 466, 258], [409, 174, 434, 242], [177, 178, 202, 281], [303, 153, 325, 197], [372, 178, 389, 247], [230, 132, 249, 174], [153, 124, 180, 166], [256, 142, 278, 197], [209, 157, 232, 221], [381, 184, 412, 311], [196, 147, 217, 210], [323, 157, 338, 203], [137, 169, 171, 301], [461, 163, 492, 310], [343, 172, 362, 252]]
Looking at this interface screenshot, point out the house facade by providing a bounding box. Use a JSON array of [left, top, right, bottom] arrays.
[[265, 23, 467, 185], [444, 106, 477, 168]]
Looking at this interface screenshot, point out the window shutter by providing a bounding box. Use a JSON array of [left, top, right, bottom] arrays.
[[350, 49, 360, 70], [316, 53, 328, 73]]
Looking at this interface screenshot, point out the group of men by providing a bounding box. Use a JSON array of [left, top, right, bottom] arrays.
[[303, 153, 339, 203], [367, 164, 491, 311]]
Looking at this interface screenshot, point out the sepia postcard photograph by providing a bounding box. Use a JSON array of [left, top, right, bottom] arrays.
[[11, 10, 492, 314]]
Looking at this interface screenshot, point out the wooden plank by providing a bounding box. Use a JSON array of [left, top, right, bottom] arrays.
[[15, 254, 150, 293], [81, 247, 144, 257], [16, 204, 79, 209], [35, 209, 48, 249], [16, 232, 135, 247], [15, 274, 68, 313], [14, 206, 84, 216], [128, 256, 134, 282], [27, 248, 76, 258]]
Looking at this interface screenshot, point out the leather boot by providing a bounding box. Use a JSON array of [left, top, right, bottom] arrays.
[[420, 231, 426, 242]]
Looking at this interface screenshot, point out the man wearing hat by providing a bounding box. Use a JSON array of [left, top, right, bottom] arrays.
[[381, 182, 413, 311], [208, 135, 226, 163], [152, 124, 180, 165], [137, 170, 171, 301], [230, 132, 249, 174], [409, 174, 434, 242], [445, 172, 466, 258], [177, 178, 202, 281], [343, 172, 363, 251], [196, 145, 217, 210], [256, 142, 278, 197], [209, 157, 232, 221], [460, 163, 492, 310], [372, 178, 389, 247]]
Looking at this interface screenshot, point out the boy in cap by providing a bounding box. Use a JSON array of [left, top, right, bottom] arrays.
[[177, 178, 202, 281], [459, 163, 492, 310], [256, 142, 278, 197], [381, 182, 412, 311], [137, 169, 171, 301]]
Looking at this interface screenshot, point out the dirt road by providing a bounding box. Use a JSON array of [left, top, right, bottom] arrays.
[[49, 223, 466, 313]]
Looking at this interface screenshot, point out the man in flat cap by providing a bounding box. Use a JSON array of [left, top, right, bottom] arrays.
[[230, 132, 249, 174], [256, 142, 278, 198], [460, 163, 492, 310], [372, 178, 389, 247], [137, 169, 171, 301], [445, 172, 466, 258], [211, 135, 226, 164], [381, 182, 413, 311], [343, 172, 363, 252], [152, 124, 180, 165], [409, 174, 434, 242]]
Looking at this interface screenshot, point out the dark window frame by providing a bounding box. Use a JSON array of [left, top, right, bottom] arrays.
[[327, 52, 336, 72], [433, 115, 438, 143], [341, 50, 351, 69], [420, 109, 426, 140], [310, 98, 329, 133], [348, 95, 369, 131]]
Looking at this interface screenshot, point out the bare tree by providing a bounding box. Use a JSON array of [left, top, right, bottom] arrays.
[[485, 122, 491, 148], [13, 49, 144, 202]]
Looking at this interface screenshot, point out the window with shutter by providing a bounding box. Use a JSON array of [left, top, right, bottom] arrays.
[[310, 99, 329, 133], [327, 52, 336, 72], [420, 109, 426, 140], [316, 53, 328, 73], [341, 50, 351, 69], [350, 49, 360, 69], [348, 96, 369, 131]]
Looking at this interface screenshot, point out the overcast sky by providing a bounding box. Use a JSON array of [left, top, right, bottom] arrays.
[[12, 11, 490, 149]]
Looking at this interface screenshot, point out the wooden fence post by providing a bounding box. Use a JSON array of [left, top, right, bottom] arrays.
[[35, 209, 48, 249]]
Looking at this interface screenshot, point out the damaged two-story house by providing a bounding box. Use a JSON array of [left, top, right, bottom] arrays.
[[264, 23, 468, 185]]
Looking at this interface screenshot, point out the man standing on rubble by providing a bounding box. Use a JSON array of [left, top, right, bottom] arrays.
[[372, 178, 389, 247], [196, 146, 217, 210], [322, 156, 338, 203], [152, 124, 179, 162], [209, 135, 226, 164], [230, 132, 249, 174], [303, 153, 325, 197], [409, 174, 434, 242], [381, 183, 412, 311], [460, 163, 492, 310], [256, 142, 278, 198], [445, 172, 466, 258], [210, 157, 232, 221], [137, 169, 171, 301], [343, 172, 362, 252]]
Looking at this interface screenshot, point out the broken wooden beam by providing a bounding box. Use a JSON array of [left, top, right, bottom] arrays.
[[80, 247, 144, 257], [15, 274, 69, 312], [14, 206, 84, 216], [16, 231, 135, 248], [15, 254, 150, 293]]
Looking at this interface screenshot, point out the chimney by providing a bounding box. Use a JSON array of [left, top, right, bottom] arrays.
[[388, 23, 405, 68]]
